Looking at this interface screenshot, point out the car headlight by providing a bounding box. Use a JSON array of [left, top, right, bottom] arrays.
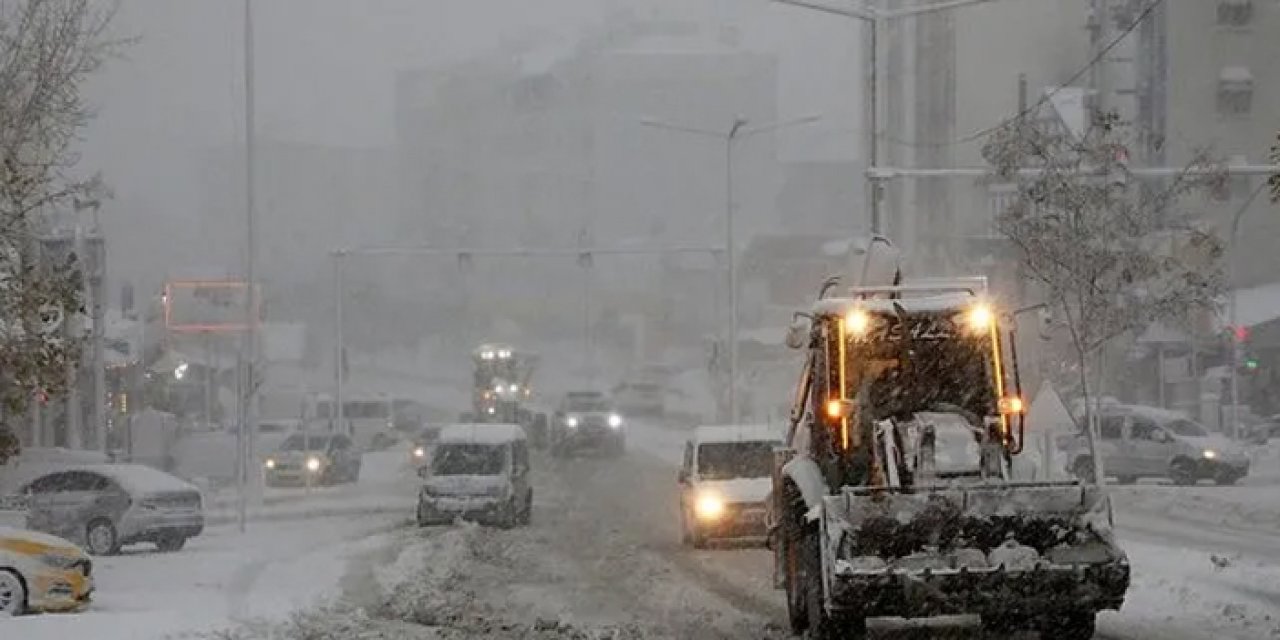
[[413, 446, 426, 459], [306, 457, 322, 472], [608, 414, 623, 428], [694, 493, 725, 521], [40, 553, 81, 570], [1202, 449, 1218, 460], [264, 458, 276, 469], [566, 416, 579, 428], [509, 384, 520, 393]]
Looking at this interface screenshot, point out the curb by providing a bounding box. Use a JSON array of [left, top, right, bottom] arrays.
[[204, 500, 414, 527]]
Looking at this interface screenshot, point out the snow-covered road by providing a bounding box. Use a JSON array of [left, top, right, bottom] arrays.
[[7, 420, 1278, 639]]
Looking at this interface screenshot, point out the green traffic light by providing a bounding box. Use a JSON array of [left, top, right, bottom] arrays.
[[1245, 358, 1259, 370]]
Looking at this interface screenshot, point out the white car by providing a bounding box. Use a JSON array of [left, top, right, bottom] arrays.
[[0, 526, 94, 614], [1065, 405, 1250, 485], [677, 425, 782, 548], [416, 424, 533, 528]]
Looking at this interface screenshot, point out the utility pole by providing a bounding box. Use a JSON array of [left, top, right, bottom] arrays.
[[237, 0, 257, 534], [640, 114, 821, 424], [1094, 0, 1112, 114]]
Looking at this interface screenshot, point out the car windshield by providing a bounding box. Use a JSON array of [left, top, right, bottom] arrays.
[[432, 444, 506, 476], [566, 395, 611, 412], [1164, 419, 1209, 437], [697, 441, 776, 481], [280, 434, 330, 451]]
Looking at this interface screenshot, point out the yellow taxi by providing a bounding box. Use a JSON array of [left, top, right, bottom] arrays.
[[0, 526, 93, 614]]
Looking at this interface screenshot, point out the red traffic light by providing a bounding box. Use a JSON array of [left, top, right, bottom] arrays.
[[1233, 326, 1250, 342]]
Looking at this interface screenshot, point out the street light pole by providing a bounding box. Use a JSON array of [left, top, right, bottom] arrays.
[[641, 114, 820, 424], [775, 0, 1010, 236]]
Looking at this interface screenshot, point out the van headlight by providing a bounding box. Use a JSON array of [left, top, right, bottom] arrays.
[[306, 457, 322, 472], [264, 458, 276, 470], [1202, 449, 1218, 460], [413, 446, 426, 459], [566, 416, 579, 428], [695, 493, 725, 521], [608, 414, 623, 428]]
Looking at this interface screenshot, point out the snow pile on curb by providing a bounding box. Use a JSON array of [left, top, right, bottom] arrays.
[[1103, 540, 1280, 639], [206, 524, 645, 640]]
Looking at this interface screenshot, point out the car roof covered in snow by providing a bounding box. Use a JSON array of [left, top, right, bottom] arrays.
[[692, 424, 783, 446], [67, 464, 197, 495], [438, 423, 526, 445]]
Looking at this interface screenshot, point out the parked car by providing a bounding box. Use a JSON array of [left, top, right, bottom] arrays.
[[20, 464, 204, 555], [416, 424, 532, 528], [1065, 404, 1250, 485], [0, 526, 93, 614], [677, 425, 781, 548], [264, 432, 361, 487]]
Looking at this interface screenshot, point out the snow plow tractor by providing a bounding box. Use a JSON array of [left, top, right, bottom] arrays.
[[769, 238, 1129, 639], [467, 344, 548, 445]]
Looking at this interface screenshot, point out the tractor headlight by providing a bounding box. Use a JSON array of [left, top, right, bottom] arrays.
[[306, 457, 322, 472], [509, 384, 519, 393], [608, 414, 623, 428], [967, 304, 994, 333], [844, 309, 871, 337], [1202, 449, 1218, 460], [566, 416, 579, 428], [695, 493, 725, 521]]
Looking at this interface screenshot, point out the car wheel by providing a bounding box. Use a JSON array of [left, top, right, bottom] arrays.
[[1214, 472, 1240, 486], [1168, 458, 1198, 486], [0, 569, 26, 616], [520, 490, 533, 526], [1071, 456, 1096, 483], [86, 518, 121, 556], [156, 534, 186, 553]]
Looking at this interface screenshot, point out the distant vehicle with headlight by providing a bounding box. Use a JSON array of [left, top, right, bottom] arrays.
[[678, 425, 781, 548], [264, 432, 361, 487], [1065, 404, 1249, 486], [410, 423, 446, 469], [0, 526, 93, 614], [416, 423, 532, 528], [550, 390, 626, 457]]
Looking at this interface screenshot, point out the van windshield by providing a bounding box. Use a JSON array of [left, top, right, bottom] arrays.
[[1165, 419, 1209, 437], [432, 444, 505, 476], [697, 441, 775, 481]]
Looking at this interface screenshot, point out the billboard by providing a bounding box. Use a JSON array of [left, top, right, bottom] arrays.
[[163, 280, 261, 333]]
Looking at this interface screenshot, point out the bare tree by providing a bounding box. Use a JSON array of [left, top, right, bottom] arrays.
[[0, 0, 122, 463], [983, 111, 1225, 485]]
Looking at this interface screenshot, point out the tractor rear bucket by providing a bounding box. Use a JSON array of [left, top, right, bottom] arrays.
[[820, 481, 1129, 619]]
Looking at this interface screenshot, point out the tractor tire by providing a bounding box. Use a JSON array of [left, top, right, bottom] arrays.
[[1038, 610, 1096, 640], [802, 525, 864, 640]]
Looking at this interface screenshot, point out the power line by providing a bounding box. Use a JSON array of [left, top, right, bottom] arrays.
[[887, 0, 1166, 150]]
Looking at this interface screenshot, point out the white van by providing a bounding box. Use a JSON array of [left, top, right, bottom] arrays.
[[677, 425, 782, 547], [415, 424, 532, 528]]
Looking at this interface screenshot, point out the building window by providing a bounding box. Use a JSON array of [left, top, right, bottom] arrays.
[[1217, 0, 1253, 27], [986, 183, 1019, 236], [1217, 67, 1254, 116]]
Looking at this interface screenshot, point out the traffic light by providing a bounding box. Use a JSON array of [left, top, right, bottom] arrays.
[[1244, 357, 1260, 371], [1233, 325, 1250, 342]]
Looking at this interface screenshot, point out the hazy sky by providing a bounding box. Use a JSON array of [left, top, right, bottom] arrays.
[[76, 0, 863, 290]]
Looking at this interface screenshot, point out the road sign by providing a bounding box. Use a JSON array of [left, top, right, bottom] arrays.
[[164, 280, 261, 333]]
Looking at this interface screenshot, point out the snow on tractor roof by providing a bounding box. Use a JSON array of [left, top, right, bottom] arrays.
[[812, 291, 979, 317], [73, 464, 198, 495], [438, 423, 527, 445], [694, 424, 784, 445]]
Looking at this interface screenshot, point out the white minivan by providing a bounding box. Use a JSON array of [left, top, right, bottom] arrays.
[[416, 424, 533, 528], [1065, 405, 1250, 485], [677, 425, 782, 548]]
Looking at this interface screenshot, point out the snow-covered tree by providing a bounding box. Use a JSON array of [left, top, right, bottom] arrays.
[[983, 111, 1225, 484], [0, 0, 122, 463]]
